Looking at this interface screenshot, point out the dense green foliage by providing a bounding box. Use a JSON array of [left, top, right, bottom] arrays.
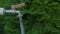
[[0, 0, 60, 34]]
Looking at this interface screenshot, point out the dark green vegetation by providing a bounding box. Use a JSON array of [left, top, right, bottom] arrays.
[[0, 0, 60, 34]]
